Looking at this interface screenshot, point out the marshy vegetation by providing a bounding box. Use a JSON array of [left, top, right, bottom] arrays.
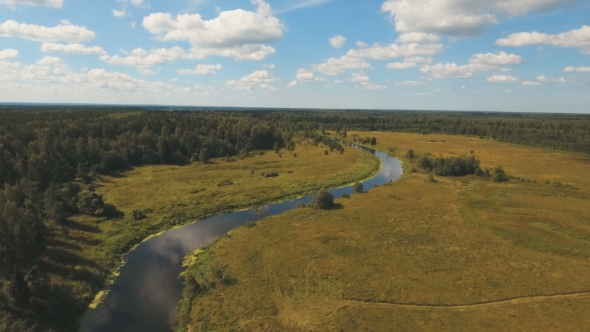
[[176, 131, 590, 332]]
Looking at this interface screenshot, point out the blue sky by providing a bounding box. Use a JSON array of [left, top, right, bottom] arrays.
[[0, 0, 589, 112]]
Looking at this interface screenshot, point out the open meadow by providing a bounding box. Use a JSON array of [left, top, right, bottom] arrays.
[[177, 132, 590, 331], [39, 141, 380, 330]]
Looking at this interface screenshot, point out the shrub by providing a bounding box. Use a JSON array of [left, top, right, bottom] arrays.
[[406, 149, 415, 159], [493, 166, 509, 183], [341, 194, 351, 199], [311, 190, 334, 210], [352, 182, 363, 193], [324, 150, 329, 155], [264, 172, 279, 178], [419, 155, 481, 177], [296, 202, 306, 209]]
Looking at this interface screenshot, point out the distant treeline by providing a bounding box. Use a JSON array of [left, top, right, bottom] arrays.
[[0, 108, 589, 331]]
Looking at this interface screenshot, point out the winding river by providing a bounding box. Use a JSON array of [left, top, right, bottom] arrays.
[[78, 144, 403, 332]]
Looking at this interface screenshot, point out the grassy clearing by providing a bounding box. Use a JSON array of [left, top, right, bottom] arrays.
[[178, 132, 590, 332], [39, 141, 380, 331]]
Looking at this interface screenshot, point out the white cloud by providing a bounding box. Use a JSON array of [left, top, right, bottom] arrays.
[[100, 45, 275, 73], [497, 25, 590, 54], [537, 75, 550, 82], [311, 54, 371, 75], [112, 9, 128, 18], [564, 66, 590, 73], [130, 0, 143, 7], [421, 63, 493, 78], [329, 35, 346, 49], [422, 51, 523, 78], [263, 64, 275, 69], [356, 41, 368, 48], [0, 20, 95, 42], [487, 75, 518, 82], [100, 47, 187, 73], [416, 92, 429, 96], [387, 62, 416, 69], [469, 51, 523, 65], [348, 42, 444, 60], [287, 80, 298, 88], [0, 49, 18, 60], [387, 56, 432, 70], [381, 0, 579, 38], [348, 72, 370, 82], [142, 1, 283, 49], [358, 82, 387, 90], [1, 0, 62, 8], [225, 70, 277, 90], [178, 64, 222, 75], [405, 56, 433, 63], [522, 80, 542, 86], [395, 80, 423, 86], [41, 42, 106, 55], [396, 32, 440, 43], [296, 68, 315, 81]]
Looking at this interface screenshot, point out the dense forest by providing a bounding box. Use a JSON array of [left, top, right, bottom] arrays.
[[0, 107, 589, 331]]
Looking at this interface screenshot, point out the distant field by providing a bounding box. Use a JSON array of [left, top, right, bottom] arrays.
[[177, 132, 590, 331], [42, 141, 380, 330]]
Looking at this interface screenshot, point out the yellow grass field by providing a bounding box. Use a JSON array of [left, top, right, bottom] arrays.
[[178, 132, 590, 332], [42, 141, 380, 329]]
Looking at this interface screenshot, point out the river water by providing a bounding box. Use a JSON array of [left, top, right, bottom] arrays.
[[78, 144, 403, 332]]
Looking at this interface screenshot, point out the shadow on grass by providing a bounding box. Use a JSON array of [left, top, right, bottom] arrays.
[[46, 238, 82, 251], [65, 220, 101, 234]]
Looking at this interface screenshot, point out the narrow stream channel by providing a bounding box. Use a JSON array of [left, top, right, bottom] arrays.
[[79, 144, 403, 332]]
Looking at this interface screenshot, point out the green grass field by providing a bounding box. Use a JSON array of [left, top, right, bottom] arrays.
[[39, 141, 380, 331], [177, 132, 590, 332]]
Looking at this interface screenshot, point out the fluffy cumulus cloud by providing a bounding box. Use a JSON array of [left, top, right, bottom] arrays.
[[381, 0, 579, 37], [396, 32, 440, 44], [178, 64, 222, 75], [348, 72, 370, 82], [142, 0, 283, 60], [522, 80, 542, 86], [358, 82, 387, 90], [469, 51, 523, 65], [422, 51, 523, 78], [311, 54, 371, 75], [0, 20, 95, 42], [296, 68, 315, 81], [305, 34, 443, 79], [41, 42, 106, 55], [112, 9, 127, 18], [329, 35, 346, 49], [348, 42, 444, 60], [497, 25, 590, 54], [564, 66, 590, 73], [487, 75, 518, 82], [0, 49, 18, 60], [0, 56, 192, 98], [387, 56, 432, 70], [225, 70, 278, 90], [100, 47, 186, 74], [345, 72, 386, 90], [1, 0, 62, 8], [100, 45, 275, 74]]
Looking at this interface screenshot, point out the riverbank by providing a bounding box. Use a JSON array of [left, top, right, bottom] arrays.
[[40, 141, 380, 331], [176, 132, 590, 331]]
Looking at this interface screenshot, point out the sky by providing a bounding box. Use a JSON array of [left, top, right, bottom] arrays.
[[0, 0, 589, 112]]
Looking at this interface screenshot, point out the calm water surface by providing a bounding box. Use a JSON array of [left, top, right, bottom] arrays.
[[78, 144, 403, 332]]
